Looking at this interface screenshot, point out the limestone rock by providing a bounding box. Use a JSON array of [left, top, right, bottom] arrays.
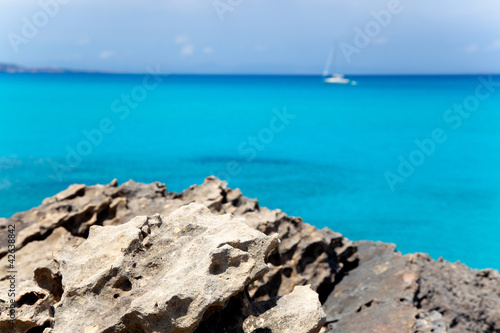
[[2, 177, 500, 332], [242, 285, 326, 333], [0, 281, 55, 333], [44, 204, 278, 333], [163, 177, 357, 301], [0, 227, 83, 289], [0, 177, 356, 303], [412, 311, 446, 333], [0, 180, 168, 258], [0, 227, 83, 333]]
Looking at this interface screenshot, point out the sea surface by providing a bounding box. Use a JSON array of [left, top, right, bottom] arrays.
[[1, 73, 499, 270]]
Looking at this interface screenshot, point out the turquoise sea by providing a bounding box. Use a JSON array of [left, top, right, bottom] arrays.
[[1, 73, 499, 269]]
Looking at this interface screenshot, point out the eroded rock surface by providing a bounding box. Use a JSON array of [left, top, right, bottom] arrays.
[[242, 285, 325, 333], [323, 241, 421, 332], [0, 227, 83, 289], [2, 204, 281, 332], [408, 253, 500, 333], [0, 280, 57, 333], [1, 177, 499, 332], [0, 177, 356, 303], [324, 241, 500, 333]]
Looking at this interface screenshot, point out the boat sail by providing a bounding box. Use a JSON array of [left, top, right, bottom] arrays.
[[323, 46, 355, 85]]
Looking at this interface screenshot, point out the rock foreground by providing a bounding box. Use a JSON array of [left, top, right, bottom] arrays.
[[0, 177, 499, 332]]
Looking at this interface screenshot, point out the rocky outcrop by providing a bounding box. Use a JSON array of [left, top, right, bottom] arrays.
[[1, 177, 499, 332], [0, 227, 84, 294], [242, 285, 325, 333], [0, 177, 356, 304], [408, 252, 500, 332], [0, 227, 84, 333], [3, 204, 323, 332], [46, 204, 279, 333], [323, 241, 500, 333], [323, 241, 422, 332]]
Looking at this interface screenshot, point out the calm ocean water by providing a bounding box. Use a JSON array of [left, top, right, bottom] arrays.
[[1, 73, 499, 269]]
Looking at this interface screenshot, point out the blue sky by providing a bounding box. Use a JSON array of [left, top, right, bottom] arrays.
[[1, 0, 499, 74]]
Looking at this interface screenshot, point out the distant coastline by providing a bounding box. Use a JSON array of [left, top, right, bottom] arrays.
[[1, 63, 498, 76], [0, 63, 105, 74]]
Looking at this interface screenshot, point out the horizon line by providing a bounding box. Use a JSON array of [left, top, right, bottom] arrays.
[[1, 63, 499, 77], [1, 71, 499, 77]]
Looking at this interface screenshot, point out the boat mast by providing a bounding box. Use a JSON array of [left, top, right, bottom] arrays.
[[323, 45, 335, 77]]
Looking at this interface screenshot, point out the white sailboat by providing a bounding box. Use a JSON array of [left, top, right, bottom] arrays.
[[324, 73, 350, 84], [323, 46, 355, 85]]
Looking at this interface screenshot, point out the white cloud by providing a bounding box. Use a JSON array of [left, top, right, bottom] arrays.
[[203, 46, 213, 54], [175, 35, 190, 44], [373, 37, 388, 45], [180, 44, 194, 56], [99, 50, 115, 59], [486, 39, 500, 50], [464, 44, 478, 53]]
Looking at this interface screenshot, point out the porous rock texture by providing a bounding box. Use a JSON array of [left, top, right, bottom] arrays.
[[0, 177, 357, 303], [49, 204, 278, 333], [324, 241, 500, 333], [2, 203, 284, 332], [1, 177, 499, 332], [242, 285, 325, 333], [0, 227, 84, 295]]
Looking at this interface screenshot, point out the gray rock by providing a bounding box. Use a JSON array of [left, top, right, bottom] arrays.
[[324, 241, 500, 333], [407, 253, 500, 332], [324, 241, 420, 332]]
